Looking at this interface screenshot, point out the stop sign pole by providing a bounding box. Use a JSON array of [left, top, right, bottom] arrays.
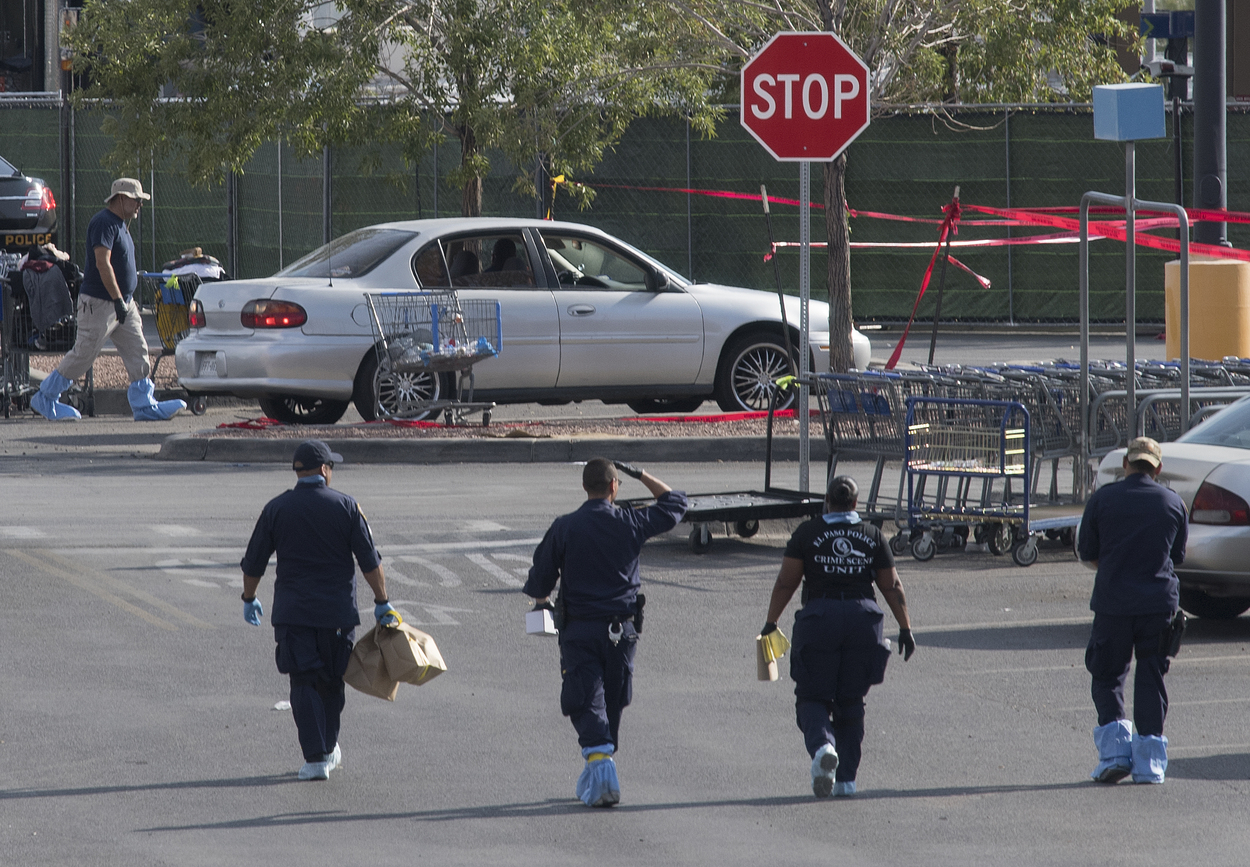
[[740, 32, 871, 493]]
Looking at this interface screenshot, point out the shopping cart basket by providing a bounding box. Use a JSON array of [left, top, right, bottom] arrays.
[[363, 290, 502, 424], [141, 272, 206, 415]]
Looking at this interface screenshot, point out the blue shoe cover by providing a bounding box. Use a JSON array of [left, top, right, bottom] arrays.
[[811, 743, 838, 798], [128, 379, 186, 421], [576, 744, 620, 807], [832, 780, 857, 797], [1131, 734, 1167, 784], [31, 370, 81, 420], [1091, 720, 1134, 783]]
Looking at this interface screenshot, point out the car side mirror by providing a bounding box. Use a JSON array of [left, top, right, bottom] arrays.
[[647, 270, 670, 292]]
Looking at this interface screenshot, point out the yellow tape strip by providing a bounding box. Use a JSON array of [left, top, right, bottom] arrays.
[[8, 549, 178, 632], [41, 550, 215, 630]]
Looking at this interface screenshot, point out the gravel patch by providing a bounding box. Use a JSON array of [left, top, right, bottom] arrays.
[[196, 414, 806, 440]]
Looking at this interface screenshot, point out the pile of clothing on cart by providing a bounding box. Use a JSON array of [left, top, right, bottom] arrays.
[[160, 247, 229, 281], [10, 244, 82, 351]]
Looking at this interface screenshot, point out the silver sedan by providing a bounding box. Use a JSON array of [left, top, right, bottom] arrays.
[[1097, 395, 1250, 619], [175, 217, 870, 423]]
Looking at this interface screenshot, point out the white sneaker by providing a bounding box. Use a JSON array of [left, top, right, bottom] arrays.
[[811, 744, 839, 798], [832, 780, 857, 797], [298, 760, 330, 781], [325, 744, 342, 771]]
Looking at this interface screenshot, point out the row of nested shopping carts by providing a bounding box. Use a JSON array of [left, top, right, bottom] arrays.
[[804, 358, 1250, 567]]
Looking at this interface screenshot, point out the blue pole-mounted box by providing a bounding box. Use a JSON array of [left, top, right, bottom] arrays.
[[1092, 83, 1167, 141]]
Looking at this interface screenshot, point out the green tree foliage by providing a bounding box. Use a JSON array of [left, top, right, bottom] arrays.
[[67, 0, 731, 216]]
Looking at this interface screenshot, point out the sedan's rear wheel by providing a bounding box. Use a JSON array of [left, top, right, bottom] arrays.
[[257, 395, 350, 425], [715, 332, 797, 412], [1178, 587, 1250, 620], [353, 350, 446, 422]]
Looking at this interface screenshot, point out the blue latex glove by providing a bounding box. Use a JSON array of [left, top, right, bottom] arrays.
[[375, 601, 400, 626], [243, 597, 263, 626]]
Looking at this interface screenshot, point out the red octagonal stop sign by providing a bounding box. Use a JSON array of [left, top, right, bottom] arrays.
[[740, 31, 871, 161]]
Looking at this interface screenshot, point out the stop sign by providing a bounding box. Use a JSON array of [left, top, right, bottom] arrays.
[[740, 31, 871, 161]]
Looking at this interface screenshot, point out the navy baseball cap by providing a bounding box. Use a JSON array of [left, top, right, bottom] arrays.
[[292, 439, 343, 470]]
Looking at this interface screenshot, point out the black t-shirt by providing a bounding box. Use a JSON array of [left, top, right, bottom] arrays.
[[784, 516, 894, 599]]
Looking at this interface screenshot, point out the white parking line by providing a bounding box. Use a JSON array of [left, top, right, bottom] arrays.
[[465, 553, 523, 587], [0, 527, 45, 538], [396, 554, 461, 588]]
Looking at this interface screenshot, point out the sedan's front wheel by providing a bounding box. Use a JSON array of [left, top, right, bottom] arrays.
[[715, 332, 797, 413], [353, 350, 447, 422], [257, 395, 350, 425]]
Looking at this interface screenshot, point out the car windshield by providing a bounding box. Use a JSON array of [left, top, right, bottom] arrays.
[[1178, 397, 1250, 449], [276, 228, 416, 279], [0, 155, 16, 176]]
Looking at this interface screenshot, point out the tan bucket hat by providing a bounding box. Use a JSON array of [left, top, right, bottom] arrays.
[[106, 177, 151, 203]]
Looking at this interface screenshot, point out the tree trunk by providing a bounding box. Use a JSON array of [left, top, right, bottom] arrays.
[[824, 152, 855, 372], [460, 125, 482, 218]]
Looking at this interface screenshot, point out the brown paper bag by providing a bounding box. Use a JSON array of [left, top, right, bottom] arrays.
[[344, 626, 399, 701], [377, 621, 447, 685]]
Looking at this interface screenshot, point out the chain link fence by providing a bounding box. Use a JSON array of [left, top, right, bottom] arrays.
[[4, 97, 1250, 324]]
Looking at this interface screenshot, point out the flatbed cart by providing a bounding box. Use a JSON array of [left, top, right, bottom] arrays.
[[620, 388, 826, 554], [1, 251, 93, 418], [138, 272, 207, 415], [903, 396, 1082, 567], [363, 290, 501, 425]]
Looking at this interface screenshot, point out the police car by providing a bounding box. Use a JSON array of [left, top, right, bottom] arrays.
[[175, 218, 871, 423], [0, 154, 57, 251]]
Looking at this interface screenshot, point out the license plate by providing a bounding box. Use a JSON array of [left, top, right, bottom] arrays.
[[198, 355, 218, 376]]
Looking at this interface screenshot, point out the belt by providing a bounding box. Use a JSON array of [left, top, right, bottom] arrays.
[[806, 588, 874, 601]]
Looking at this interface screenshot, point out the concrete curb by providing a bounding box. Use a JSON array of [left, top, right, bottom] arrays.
[[157, 433, 832, 464]]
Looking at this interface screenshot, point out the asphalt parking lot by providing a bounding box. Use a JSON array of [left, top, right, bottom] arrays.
[[2, 457, 1249, 866]]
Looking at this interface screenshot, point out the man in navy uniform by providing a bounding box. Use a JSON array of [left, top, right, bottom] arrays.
[[761, 475, 914, 798], [1078, 436, 1187, 785], [240, 440, 399, 781], [524, 457, 687, 807]]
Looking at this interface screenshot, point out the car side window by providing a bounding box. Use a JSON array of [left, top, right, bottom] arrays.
[[539, 233, 648, 290], [413, 244, 451, 287], [439, 234, 536, 288]]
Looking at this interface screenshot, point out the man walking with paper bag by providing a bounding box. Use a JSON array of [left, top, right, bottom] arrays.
[[240, 440, 399, 781], [524, 458, 687, 807]]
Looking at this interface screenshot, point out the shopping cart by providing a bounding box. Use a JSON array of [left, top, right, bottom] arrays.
[[903, 395, 1084, 567], [363, 290, 501, 424], [1, 252, 93, 418], [140, 272, 206, 415]]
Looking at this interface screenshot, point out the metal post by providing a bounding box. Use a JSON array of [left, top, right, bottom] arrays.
[[433, 140, 439, 217], [1080, 191, 1191, 496], [1005, 108, 1014, 324], [686, 116, 693, 281], [277, 139, 284, 269], [322, 145, 332, 245], [225, 171, 238, 279], [1125, 141, 1137, 435], [1193, 0, 1227, 246], [1079, 198, 1090, 502], [150, 163, 156, 271], [798, 160, 811, 492]]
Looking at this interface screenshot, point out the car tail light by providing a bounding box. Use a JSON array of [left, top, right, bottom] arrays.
[[21, 187, 41, 211], [40, 186, 55, 212], [1191, 481, 1250, 525], [188, 299, 205, 328], [241, 299, 307, 328]]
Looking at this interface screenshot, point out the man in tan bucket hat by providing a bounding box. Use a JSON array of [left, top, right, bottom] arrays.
[[31, 177, 185, 421]]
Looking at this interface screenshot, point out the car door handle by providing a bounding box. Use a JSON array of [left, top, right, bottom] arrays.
[[567, 304, 596, 317]]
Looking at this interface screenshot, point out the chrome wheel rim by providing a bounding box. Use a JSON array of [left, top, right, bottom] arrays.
[[731, 343, 794, 411]]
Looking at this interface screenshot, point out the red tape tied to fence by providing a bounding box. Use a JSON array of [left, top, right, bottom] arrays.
[[883, 196, 962, 370]]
